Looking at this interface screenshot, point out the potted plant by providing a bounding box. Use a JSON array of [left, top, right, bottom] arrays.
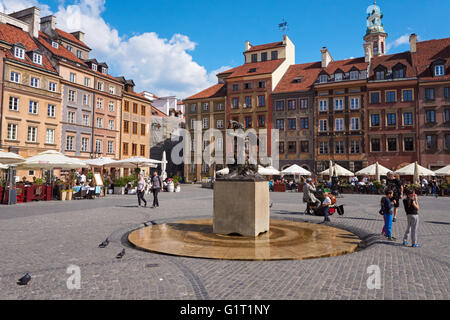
[[113, 177, 127, 195], [173, 175, 182, 192], [440, 183, 449, 196]]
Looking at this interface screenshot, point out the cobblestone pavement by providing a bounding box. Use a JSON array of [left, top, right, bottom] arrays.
[[0, 185, 448, 300]]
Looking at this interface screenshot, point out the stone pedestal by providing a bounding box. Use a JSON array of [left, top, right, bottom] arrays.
[[213, 180, 270, 237]]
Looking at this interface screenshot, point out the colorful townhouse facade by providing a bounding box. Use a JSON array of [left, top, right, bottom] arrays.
[[0, 8, 62, 179], [272, 62, 321, 172]]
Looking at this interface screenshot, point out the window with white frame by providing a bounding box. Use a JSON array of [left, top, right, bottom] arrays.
[[334, 98, 344, 111], [109, 102, 114, 112], [203, 103, 209, 111], [335, 73, 343, 81], [350, 70, 359, 80], [102, 67, 108, 75], [14, 47, 25, 59], [66, 136, 74, 151], [217, 120, 224, 129], [335, 118, 344, 132], [190, 119, 196, 129], [350, 97, 360, 110], [300, 99, 308, 109], [435, 65, 445, 76], [319, 141, 328, 154], [108, 120, 114, 130], [49, 82, 57, 92], [190, 104, 197, 112], [350, 117, 360, 130], [82, 114, 90, 126], [32, 53, 42, 65], [319, 119, 328, 132], [9, 97, 19, 111], [95, 139, 102, 153], [47, 104, 56, 118], [107, 141, 113, 154], [97, 82, 104, 91], [83, 94, 89, 105], [84, 77, 90, 87], [46, 129, 55, 144], [7, 123, 18, 140], [202, 118, 209, 129], [29, 101, 38, 114], [66, 45, 72, 52], [30, 77, 40, 88], [92, 64, 97, 71], [27, 126, 37, 142], [97, 98, 103, 109], [70, 73, 76, 83], [109, 86, 115, 94], [319, 99, 328, 112], [68, 90, 76, 102], [10, 72, 20, 83], [81, 138, 89, 152], [335, 141, 345, 154], [319, 74, 328, 83], [52, 41, 59, 49], [216, 137, 223, 151], [350, 140, 360, 154], [77, 50, 82, 59], [68, 111, 75, 124], [97, 117, 103, 128]]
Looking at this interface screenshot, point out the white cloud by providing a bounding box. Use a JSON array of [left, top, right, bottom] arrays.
[[0, 0, 227, 99], [0, 0, 51, 15], [386, 34, 410, 52]]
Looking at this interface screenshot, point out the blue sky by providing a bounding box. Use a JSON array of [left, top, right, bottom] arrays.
[[2, 0, 449, 98]]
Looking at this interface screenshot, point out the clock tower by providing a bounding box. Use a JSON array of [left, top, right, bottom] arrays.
[[363, 1, 387, 62]]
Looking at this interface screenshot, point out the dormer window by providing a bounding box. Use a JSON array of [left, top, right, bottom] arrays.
[[32, 53, 42, 65], [92, 64, 97, 71], [14, 47, 25, 59], [102, 67, 107, 74], [249, 68, 257, 73], [435, 65, 445, 76], [350, 70, 359, 80], [335, 73, 343, 81], [66, 45, 73, 52], [52, 42, 59, 49], [393, 68, 405, 79], [319, 74, 328, 83], [293, 77, 303, 83]]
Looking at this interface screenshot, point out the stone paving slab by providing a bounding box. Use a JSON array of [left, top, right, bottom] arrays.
[[0, 185, 448, 300]]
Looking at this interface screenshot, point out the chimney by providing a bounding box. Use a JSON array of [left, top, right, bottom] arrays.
[[71, 31, 85, 42], [245, 40, 251, 51], [9, 7, 40, 38], [409, 33, 417, 53], [364, 42, 373, 63], [320, 47, 333, 68], [40, 15, 56, 35]]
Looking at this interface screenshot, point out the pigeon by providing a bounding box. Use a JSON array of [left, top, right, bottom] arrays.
[[116, 249, 125, 259], [17, 273, 31, 286], [98, 239, 109, 248]]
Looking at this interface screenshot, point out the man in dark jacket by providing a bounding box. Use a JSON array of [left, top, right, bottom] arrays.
[[151, 171, 162, 208]]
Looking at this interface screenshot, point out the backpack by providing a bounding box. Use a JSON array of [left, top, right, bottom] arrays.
[[379, 197, 386, 215]]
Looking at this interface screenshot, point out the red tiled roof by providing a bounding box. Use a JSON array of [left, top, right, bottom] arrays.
[[322, 57, 368, 74], [185, 83, 226, 100], [124, 90, 152, 102], [55, 28, 90, 50], [38, 31, 86, 65], [369, 51, 415, 79], [151, 106, 167, 117], [217, 59, 285, 79], [412, 37, 450, 80], [0, 24, 57, 73], [273, 62, 322, 93], [247, 41, 284, 52]]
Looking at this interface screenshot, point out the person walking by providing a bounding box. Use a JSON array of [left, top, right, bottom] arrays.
[[136, 174, 147, 207], [386, 172, 403, 223], [403, 189, 421, 247], [151, 171, 162, 208], [303, 178, 320, 215], [381, 189, 396, 241]]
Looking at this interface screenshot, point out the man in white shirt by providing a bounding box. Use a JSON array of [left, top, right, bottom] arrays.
[[80, 172, 87, 184]]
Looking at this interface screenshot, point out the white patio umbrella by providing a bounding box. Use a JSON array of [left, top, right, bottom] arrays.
[[434, 165, 450, 176], [395, 162, 435, 177], [109, 157, 159, 170], [281, 164, 311, 176], [320, 164, 354, 177], [355, 162, 390, 178], [84, 157, 116, 168], [0, 163, 8, 169], [17, 150, 88, 170], [258, 165, 281, 176], [0, 150, 25, 164], [161, 151, 167, 181]]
